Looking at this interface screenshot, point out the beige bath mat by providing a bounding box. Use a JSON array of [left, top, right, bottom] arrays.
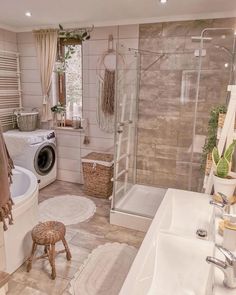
[[69, 243, 137, 295], [39, 195, 96, 225]]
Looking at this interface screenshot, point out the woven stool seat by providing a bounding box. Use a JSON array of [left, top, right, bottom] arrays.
[[27, 221, 71, 280], [32, 221, 66, 245]]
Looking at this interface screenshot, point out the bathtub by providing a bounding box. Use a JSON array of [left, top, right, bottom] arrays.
[[3, 166, 39, 274]]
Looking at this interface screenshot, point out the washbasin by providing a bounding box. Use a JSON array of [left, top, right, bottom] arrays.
[[120, 189, 216, 295], [130, 232, 215, 295], [159, 189, 214, 240]]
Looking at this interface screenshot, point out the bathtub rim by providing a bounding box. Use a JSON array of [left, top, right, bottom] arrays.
[[11, 165, 38, 209]]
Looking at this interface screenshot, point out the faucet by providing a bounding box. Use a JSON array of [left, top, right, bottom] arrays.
[[210, 192, 230, 214], [206, 244, 236, 288]]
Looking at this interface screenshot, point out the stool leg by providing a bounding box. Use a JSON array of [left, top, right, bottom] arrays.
[[62, 237, 72, 261], [44, 245, 50, 255], [27, 242, 37, 272], [49, 244, 56, 280]]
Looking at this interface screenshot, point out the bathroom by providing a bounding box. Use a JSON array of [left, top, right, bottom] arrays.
[[0, 0, 236, 294]]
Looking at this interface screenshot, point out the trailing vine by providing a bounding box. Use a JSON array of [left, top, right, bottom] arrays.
[[55, 24, 93, 74]]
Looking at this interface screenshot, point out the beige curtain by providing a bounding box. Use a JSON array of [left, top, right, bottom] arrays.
[[33, 29, 58, 122]]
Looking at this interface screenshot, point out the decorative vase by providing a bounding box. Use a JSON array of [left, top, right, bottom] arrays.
[[213, 174, 236, 199]]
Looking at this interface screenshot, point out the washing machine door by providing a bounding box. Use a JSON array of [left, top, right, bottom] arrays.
[[34, 142, 56, 176]]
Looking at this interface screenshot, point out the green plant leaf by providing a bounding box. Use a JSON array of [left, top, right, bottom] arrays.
[[200, 104, 227, 172], [59, 24, 64, 30], [212, 147, 220, 165], [224, 140, 236, 163], [216, 158, 230, 178]]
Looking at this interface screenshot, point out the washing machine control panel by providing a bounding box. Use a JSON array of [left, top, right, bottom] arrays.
[[46, 132, 55, 140]]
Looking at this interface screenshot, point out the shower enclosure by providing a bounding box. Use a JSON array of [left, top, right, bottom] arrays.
[[110, 22, 236, 231], [110, 43, 166, 231]]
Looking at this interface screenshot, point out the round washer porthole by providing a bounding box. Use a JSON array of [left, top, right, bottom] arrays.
[[34, 143, 56, 176]]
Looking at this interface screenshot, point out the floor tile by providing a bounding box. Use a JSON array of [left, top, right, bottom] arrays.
[[8, 180, 145, 295]]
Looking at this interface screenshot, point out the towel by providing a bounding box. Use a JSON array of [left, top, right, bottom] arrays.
[[0, 123, 14, 231]]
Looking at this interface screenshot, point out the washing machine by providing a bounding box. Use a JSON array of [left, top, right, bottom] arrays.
[[4, 129, 57, 189]]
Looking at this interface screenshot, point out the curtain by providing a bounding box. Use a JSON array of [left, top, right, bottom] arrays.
[[33, 29, 58, 122]]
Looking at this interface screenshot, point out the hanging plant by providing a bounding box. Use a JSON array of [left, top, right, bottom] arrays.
[[55, 24, 93, 74], [201, 104, 227, 171], [58, 24, 92, 43]]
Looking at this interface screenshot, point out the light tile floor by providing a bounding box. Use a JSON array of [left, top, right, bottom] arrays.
[[8, 181, 145, 295]]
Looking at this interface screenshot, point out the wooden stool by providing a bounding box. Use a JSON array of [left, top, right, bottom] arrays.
[[27, 221, 72, 280]]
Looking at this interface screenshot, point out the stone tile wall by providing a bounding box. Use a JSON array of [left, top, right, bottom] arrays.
[[137, 18, 236, 191]]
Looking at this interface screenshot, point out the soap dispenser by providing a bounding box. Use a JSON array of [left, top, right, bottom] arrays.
[[223, 213, 236, 251]]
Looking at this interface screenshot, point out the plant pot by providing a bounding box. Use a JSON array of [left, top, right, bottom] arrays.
[[213, 174, 236, 199]]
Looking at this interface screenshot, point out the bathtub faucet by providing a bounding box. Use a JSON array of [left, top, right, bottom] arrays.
[[206, 244, 236, 289], [209, 192, 230, 214]]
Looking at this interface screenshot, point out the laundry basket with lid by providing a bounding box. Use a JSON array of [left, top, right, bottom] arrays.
[[82, 152, 114, 198]]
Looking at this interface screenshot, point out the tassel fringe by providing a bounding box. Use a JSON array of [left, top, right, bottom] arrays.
[[0, 198, 14, 231], [83, 136, 90, 145]]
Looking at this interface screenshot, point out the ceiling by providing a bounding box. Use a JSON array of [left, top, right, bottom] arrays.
[[0, 0, 236, 31]]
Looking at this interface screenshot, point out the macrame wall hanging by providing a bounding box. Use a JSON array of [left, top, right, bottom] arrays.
[[96, 35, 125, 133]]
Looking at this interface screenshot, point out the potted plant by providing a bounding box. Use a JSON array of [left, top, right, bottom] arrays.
[[51, 103, 66, 127], [212, 140, 236, 199], [201, 105, 227, 174]]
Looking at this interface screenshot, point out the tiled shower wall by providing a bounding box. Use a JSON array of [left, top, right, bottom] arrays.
[[136, 18, 236, 191]]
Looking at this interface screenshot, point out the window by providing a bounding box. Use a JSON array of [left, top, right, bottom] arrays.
[[57, 40, 82, 125]]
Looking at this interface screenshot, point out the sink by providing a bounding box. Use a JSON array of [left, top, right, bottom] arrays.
[[128, 232, 215, 295], [119, 189, 215, 295], [159, 189, 214, 240]]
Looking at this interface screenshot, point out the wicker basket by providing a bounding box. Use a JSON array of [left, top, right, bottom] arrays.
[[15, 111, 39, 131], [82, 152, 114, 198]]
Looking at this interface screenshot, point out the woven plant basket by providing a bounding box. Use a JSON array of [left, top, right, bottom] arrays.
[[205, 153, 213, 176], [82, 152, 114, 198]]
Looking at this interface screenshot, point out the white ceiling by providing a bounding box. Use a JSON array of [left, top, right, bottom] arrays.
[[0, 0, 236, 31]]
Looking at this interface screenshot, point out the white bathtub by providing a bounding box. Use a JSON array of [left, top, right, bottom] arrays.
[[3, 166, 39, 274]]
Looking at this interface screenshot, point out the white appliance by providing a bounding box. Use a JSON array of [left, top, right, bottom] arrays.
[[4, 129, 57, 189]]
